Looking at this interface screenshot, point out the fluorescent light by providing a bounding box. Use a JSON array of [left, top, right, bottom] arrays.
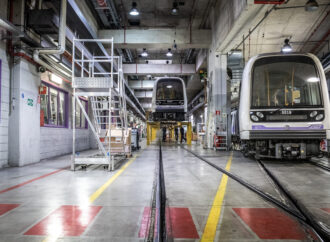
[[166, 85, 173, 88], [166, 48, 173, 57], [129, 2, 139, 16], [49, 55, 59, 63], [307, 77, 319, 83], [281, 39, 292, 53], [59, 63, 72, 72], [50, 73, 63, 85]]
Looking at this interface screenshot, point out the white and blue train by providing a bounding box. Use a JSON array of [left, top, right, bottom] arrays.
[[151, 77, 187, 121], [233, 53, 330, 159]]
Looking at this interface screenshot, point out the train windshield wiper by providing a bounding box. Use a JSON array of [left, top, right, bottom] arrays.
[[270, 107, 286, 114]]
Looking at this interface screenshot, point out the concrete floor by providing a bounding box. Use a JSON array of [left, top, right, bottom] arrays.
[[0, 142, 329, 241]]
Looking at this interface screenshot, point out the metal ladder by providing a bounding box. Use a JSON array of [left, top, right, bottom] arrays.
[[71, 38, 128, 171]]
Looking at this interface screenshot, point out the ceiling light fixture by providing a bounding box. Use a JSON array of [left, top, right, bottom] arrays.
[[129, 2, 139, 16], [141, 48, 148, 57], [166, 48, 173, 57], [281, 39, 292, 53], [305, 0, 319, 11], [171, 2, 179, 15], [50, 73, 63, 85]]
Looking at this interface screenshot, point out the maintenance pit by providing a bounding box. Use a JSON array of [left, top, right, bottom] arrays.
[[0, 144, 329, 241]]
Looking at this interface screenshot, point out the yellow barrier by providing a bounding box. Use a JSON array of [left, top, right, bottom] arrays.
[[146, 121, 192, 145]]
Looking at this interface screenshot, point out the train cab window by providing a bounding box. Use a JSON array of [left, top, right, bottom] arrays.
[[251, 56, 322, 108], [156, 79, 184, 100]]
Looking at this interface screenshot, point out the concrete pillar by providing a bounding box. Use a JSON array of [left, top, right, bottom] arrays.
[[205, 51, 231, 149], [8, 59, 41, 166]]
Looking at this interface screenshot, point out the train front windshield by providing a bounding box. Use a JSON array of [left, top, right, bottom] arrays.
[[251, 56, 322, 108], [156, 79, 184, 100]]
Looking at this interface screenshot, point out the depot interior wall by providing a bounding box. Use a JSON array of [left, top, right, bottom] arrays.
[[0, 43, 10, 168], [6, 59, 91, 166], [8, 57, 40, 166], [39, 74, 91, 160]]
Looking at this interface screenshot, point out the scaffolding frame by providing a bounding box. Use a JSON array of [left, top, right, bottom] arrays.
[[71, 38, 128, 171]]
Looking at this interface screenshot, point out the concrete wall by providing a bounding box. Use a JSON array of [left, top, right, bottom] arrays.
[[39, 73, 91, 160], [10, 59, 41, 166], [0, 43, 10, 168]]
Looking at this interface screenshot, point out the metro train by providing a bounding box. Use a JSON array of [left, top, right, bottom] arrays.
[[234, 52, 330, 159], [151, 77, 187, 121]]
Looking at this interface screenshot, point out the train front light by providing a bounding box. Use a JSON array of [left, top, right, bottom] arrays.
[[256, 112, 264, 118], [315, 114, 324, 121], [251, 115, 259, 122], [310, 110, 318, 118]]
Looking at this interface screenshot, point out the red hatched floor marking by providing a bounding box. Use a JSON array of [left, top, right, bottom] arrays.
[[321, 208, 330, 213], [24, 205, 102, 236], [0, 204, 20, 216], [169, 207, 199, 238], [139, 207, 151, 238], [233, 208, 306, 240], [139, 207, 199, 239], [0, 168, 67, 194]]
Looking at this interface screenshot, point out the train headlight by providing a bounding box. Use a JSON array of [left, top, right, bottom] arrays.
[[256, 112, 264, 118], [251, 115, 259, 122], [315, 114, 324, 121], [310, 111, 318, 118]]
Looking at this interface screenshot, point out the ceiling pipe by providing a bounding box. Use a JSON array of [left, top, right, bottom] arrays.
[[0, 18, 24, 36], [33, 0, 69, 80]]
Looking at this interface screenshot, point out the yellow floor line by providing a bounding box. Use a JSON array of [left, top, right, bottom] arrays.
[[42, 155, 138, 242], [201, 152, 233, 242], [89, 155, 138, 204]]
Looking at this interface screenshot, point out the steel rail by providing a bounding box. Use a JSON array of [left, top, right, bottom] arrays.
[[147, 143, 169, 242], [183, 146, 329, 241], [182, 148, 306, 222], [309, 161, 330, 172], [258, 160, 329, 242]]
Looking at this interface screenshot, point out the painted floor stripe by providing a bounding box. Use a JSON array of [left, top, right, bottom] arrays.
[[0, 204, 20, 216], [201, 153, 233, 242], [233, 208, 306, 240], [24, 205, 102, 236], [39, 156, 138, 242], [89, 155, 138, 204], [0, 168, 67, 194]]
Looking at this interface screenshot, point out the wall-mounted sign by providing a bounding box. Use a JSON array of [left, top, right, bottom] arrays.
[[215, 110, 220, 115], [254, 0, 285, 4], [27, 98, 34, 107]]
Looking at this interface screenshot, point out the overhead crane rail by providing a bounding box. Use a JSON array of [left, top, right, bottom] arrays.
[[183, 147, 330, 241]]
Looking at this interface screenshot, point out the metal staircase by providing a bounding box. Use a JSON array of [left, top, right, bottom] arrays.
[[71, 38, 128, 171]]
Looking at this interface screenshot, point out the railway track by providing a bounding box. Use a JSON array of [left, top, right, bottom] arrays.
[[309, 159, 330, 172], [183, 147, 330, 242], [147, 143, 171, 242]]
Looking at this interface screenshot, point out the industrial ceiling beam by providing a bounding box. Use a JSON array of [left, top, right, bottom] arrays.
[[98, 29, 211, 49], [123, 64, 196, 75]]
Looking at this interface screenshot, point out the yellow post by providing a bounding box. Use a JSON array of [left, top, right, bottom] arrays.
[[187, 122, 192, 145], [147, 122, 151, 145], [152, 126, 158, 142]]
